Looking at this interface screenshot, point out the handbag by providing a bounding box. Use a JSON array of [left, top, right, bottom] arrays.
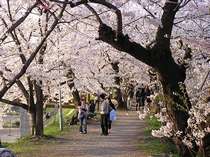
[[110, 110, 117, 121]]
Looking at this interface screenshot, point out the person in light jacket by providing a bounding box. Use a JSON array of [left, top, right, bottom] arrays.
[[100, 93, 111, 136], [78, 99, 88, 134]]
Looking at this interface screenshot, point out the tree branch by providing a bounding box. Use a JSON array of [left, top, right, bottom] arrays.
[[49, 0, 85, 7], [154, 0, 179, 50], [88, 0, 122, 35], [0, 1, 39, 45], [0, 2, 67, 99], [50, 0, 122, 35], [0, 98, 28, 110], [16, 80, 30, 103], [199, 70, 210, 91], [84, 4, 102, 24], [98, 24, 152, 66]]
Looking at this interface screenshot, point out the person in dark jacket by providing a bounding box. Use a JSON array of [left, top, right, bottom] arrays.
[[135, 84, 145, 111], [145, 85, 152, 105], [88, 100, 96, 119]]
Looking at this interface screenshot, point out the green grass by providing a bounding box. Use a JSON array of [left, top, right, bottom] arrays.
[[3, 109, 77, 154], [3, 136, 40, 154], [44, 108, 76, 136], [139, 115, 178, 157], [144, 115, 161, 136]]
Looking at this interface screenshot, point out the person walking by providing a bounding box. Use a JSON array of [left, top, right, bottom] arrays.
[[145, 85, 152, 105], [108, 96, 116, 131], [127, 83, 134, 110], [88, 99, 96, 119], [78, 99, 88, 134], [100, 93, 111, 136], [135, 84, 145, 111]]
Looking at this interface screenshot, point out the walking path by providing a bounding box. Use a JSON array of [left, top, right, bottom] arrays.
[[18, 111, 147, 157]]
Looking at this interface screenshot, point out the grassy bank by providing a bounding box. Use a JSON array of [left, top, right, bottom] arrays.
[[3, 109, 77, 154], [44, 108, 76, 136], [139, 115, 178, 157]]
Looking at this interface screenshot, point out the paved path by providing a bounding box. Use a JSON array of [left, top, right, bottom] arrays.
[[18, 111, 146, 157]]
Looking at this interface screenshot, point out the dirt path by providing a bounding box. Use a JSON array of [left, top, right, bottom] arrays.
[[19, 111, 147, 157]]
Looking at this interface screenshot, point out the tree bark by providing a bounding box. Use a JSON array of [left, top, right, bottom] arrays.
[[27, 78, 36, 135], [72, 89, 80, 106], [110, 62, 125, 109], [34, 80, 44, 137], [97, 1, 196, 156], [65, 66, 81, 106], [0, 98, 28, 110], [202, 133, 210, 157]]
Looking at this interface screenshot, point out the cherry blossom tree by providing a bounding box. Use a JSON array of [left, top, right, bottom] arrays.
[[0, 0, 67, 136], [47, 0, 210, 156], [0, 0, 209, 156]]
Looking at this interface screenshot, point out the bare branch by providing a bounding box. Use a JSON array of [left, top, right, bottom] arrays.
[[0, 3, 67, 99], [16, 80, 30, 103], [89, 0, 122, 35], [142, 6, 156, 19], [1, 10, 27, 63], [0, 98, 28, 110], [199, 70, 210, 91], [98, 24, 152, 66], [84, 4, 102, 25], [0, 1, 39, 45], [49, 0, 85, 7], [178, 0, 192, 10], [50, 0, 122, 35]]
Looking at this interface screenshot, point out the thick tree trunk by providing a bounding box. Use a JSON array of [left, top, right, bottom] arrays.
[[115, 88, 125, 109], [111, 62, 126, 109], [28, 78, 36, 135], [151, 1, 197, 155], [65, 66, 81, 106], [34, 80, 44, 137], [156, 59, 196, 157], [161, 81, 196, 157], [51, 0, 207, 155], [97, 17, 197, 157], [202, 133, 210, 157], [72, 88, 80, 106], [30, 111, 36, 136]]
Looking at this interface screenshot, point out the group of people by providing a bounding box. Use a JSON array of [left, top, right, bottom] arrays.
[[135, 83, 151, 111], [77, 93, 116, 135], [77, 83, 152, 135]]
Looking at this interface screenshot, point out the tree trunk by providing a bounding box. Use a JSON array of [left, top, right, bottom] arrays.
[[111, 62, 126, 109], [65, 66, 81, 106], [34, 80, 44, 137], [50, 0, 207, 155], [98, 22, 198, 155], [114, 87, 125, 109], [156, 58, 197, 157], [161, 81, 196, 157], [26, 77, 36, 135], [202, 133, 210, 157], [72, 88, 80, 106]]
